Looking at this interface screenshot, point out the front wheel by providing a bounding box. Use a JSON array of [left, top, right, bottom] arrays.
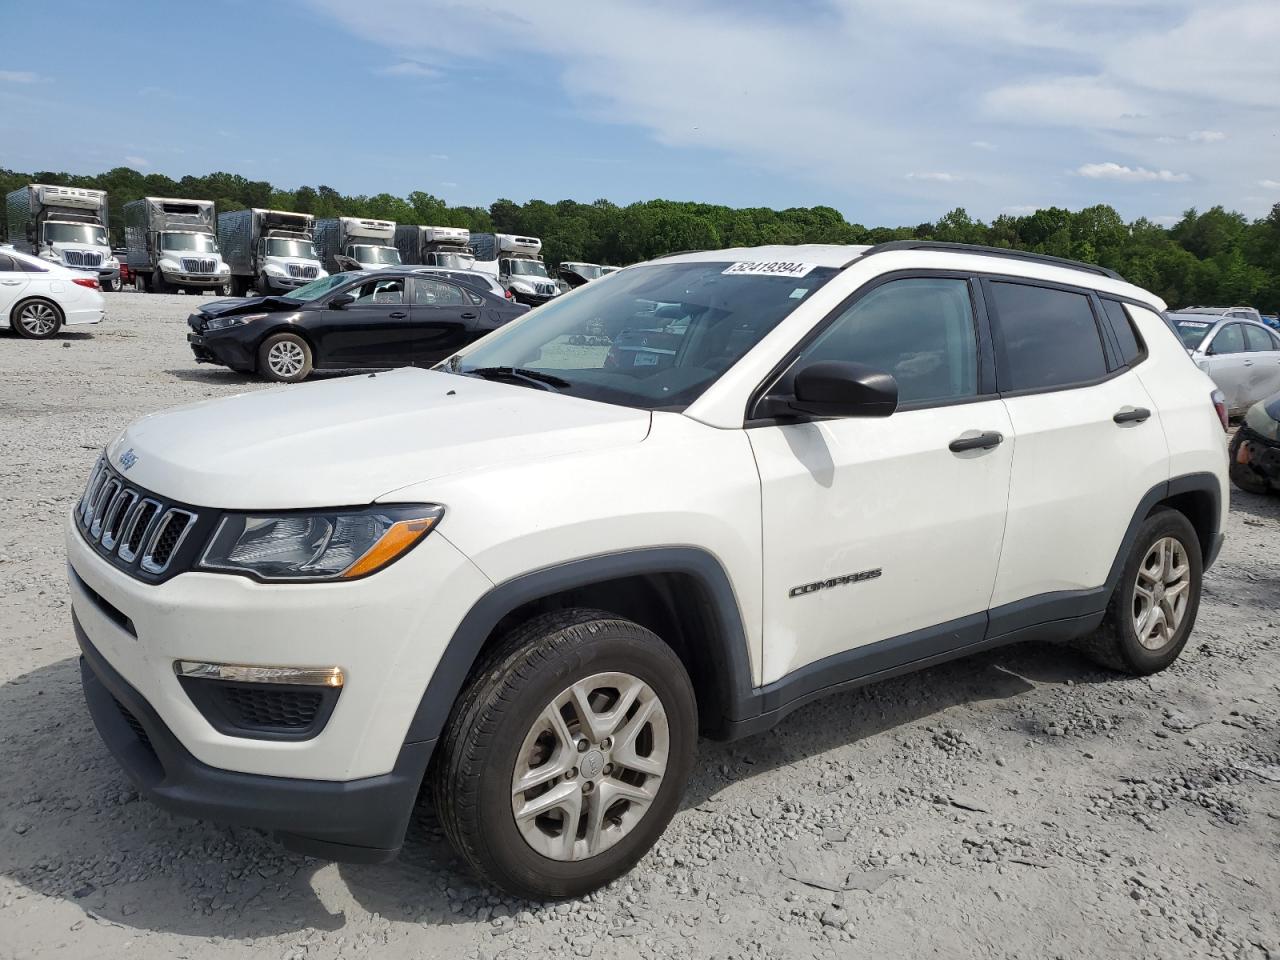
[[257, 332, 313, 383], [12, 298, 64, 339], [1077, 508, 1203, 675], [433, 610, 697, 900]]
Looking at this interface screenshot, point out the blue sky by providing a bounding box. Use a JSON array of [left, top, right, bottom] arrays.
[[2, 0, 1277, 226]]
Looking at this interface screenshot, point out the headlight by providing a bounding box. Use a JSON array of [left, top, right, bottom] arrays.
[[265, 264, 286, 276], [510, 281, 534, 293], [204, 312, 267, 331], [159, 258, 180, 271], [105, 256, 119, 268], [217, 262, 230, 274], [316, 268, 329, 278], [198, 504, 444, 582]]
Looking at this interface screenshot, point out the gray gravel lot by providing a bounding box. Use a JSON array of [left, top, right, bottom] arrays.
[[1, 292, 1278, 959]]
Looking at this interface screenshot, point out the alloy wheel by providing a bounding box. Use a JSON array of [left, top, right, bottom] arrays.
[[511, 672, 669, 862], [267, 340, 305, 378], [1132, 536, 1191, 650], [19, 303, 58, 336]]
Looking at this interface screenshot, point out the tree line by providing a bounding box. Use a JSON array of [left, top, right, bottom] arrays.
[[3, 165, 1278, 312]]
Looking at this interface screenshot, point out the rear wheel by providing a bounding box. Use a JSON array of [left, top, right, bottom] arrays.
[[433, 610, 697, 900], [151, 270, 169, 294], [12, 298, 63, 339], [257, 332, 313, 383], [1077, 508, 1202, 674]]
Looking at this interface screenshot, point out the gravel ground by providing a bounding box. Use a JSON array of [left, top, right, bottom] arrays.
[[1, 292, 1278, 960]]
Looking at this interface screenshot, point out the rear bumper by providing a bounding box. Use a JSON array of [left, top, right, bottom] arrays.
[[77, 614, 433, 863]]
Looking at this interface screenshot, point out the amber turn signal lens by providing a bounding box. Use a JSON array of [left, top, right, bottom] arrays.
[[341, 515, 441, 579]]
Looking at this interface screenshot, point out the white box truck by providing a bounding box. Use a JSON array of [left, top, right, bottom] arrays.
[[216, 208, 326, 297], [5, 184, 120, 290], [394, 225, 476, 270], [314, 217, 401, 273], [124, 197, 231, 295], [467, 233, 559, 306]]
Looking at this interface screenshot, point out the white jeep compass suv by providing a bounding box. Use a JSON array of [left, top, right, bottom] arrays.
[[68, 241, 1229, 899]]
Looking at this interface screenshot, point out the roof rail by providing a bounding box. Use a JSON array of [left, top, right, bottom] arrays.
[[858, 240, 1124, 281]]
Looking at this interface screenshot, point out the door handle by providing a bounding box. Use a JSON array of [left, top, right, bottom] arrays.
[[1113, 406, 1151, 424], [0, 280, 22, 286], [460, 312, 477, 320], [1242, 359, 1254, 367], [948, 431, 1003, 452], [389, 311, 407, 319]]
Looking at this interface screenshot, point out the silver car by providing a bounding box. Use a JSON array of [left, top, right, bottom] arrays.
[[1172, 312, 1280, 416]]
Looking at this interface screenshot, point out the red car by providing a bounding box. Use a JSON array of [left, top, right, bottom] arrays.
[[112, 249, 133, 289]]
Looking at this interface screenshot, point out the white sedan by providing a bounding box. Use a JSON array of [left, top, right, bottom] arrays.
[[0, 246, 106, 338]]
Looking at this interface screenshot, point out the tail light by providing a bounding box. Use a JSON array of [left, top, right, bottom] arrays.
[[505, 289, 513, 299], [72, 277, 100, 290], [1211, 389, 1229, 432]]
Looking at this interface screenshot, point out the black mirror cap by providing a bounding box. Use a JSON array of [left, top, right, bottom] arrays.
[[328, 293, 354, 309], [787, 360, 898, 419]]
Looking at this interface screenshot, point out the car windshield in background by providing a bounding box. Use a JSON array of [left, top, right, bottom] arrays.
[[352, 245, 402, 265], [509, 260, 550, 278], [452, 260, 838, 411], [1172, 315, 1214, 349], [266, 238, 316, 259], [435, 253, 475, 270], [44, 223, 107, 245], [284, 273, 356, 302], [566, 264, 603, 280], [162, 232, 218, 252]]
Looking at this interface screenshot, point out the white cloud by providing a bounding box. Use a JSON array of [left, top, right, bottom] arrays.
[[970, 141, 997, 151], [124, 155, 150, 168], [1260, 180, 1280, 190], [1002, 205, 1042, 215], [1077, 162, 1190, 183], [378, 60, 439, 78], [428, 153, 449, 161], [0, 70, 41, 84], [906, 172, 962, 183], [1188, 130, 1227, 143], [984, 76, 1146, 129]]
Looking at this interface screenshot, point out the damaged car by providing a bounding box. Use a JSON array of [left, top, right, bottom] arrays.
[[1229, 390, 1280, 495]]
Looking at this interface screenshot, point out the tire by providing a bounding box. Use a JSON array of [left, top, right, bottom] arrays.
[[257, 274, 273, 297], [151, 270, 169, 294], [256, 332, 313, 383], [11, 298, 64, 339], [101, 277, 117, 293], [1228, 432, 1272, 496], [230, 276, 249, 298], [134, 272, 147, 293], [1077, 508, 1203, 675], [433, 609, 698, 900]]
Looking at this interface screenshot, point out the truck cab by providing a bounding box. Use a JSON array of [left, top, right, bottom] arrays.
[[125, 197, 231, 295], [5, 185, 120, 291], [315, 217, 402, 273], [469, 234, 560, 306], [394, 225, 476, 271]]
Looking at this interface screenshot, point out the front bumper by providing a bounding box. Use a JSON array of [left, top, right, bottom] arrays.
[[77, 617, 431, 862], [187, 330, 255, 371], [162, 271, 228, 288], [1235, 425, 1280, 487], [510, 289, 557, 307]]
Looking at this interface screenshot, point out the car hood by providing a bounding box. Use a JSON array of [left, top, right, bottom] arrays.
[[197, 295, 303, 317], [104, 368, 652, 509]]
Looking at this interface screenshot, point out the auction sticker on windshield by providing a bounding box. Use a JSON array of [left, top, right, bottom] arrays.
[[723, 261, 817, 278]]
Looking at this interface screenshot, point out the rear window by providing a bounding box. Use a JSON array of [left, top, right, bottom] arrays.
[[1245, 324, 1279, 352], [989, 281, 1107, 391], [1172, 317, 1213, 349]]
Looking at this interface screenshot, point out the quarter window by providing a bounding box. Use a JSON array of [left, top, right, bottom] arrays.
[[1101, 299, 1144, 367], [1209, 324, 1246, 355], [796, 277, 978, 405], [989, 282, 1107, 391]]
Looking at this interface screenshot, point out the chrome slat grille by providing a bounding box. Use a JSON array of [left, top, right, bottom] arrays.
[[286, 264, 318, 279], [64, 250, 103, 267], [76, 457, 202, 579], [182, 258, 217, 273]]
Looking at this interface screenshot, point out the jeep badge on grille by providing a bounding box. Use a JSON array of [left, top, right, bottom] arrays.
[[119, 448, 138, 471]]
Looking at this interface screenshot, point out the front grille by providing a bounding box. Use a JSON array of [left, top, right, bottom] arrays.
[[64, 250, 103, 267], [76, 456, 205, 582], [287, 264, 318, 279], [113, 696, 155, 756], [181, 258, 217, 274], [221, 687, 324, 729]]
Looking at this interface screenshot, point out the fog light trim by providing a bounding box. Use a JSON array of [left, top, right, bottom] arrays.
[[175, 661, 344, 687]]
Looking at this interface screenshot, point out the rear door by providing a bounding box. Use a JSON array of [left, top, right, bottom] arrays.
[[1244, 323, 1280, 406], [987, 280, 1169, 630], [1201, 323, 1251, 414], [0, 253, 30, 321], [408, 277, 479, 361]]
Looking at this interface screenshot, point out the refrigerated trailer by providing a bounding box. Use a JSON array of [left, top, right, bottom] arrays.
[[124, 197, 230, 295], [216, 208, 326, 296], [394, 225, 475, 270], [5, 184, 120, 290], [314, 217, 401, 273]]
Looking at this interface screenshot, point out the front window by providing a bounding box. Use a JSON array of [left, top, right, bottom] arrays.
[[350, 244, 402, 266], [265, 238, 316, 259], [451, 260, 838, 411], [285, 273, 356, 302], [1173, 318, 1213, 349], [44, 222, 107, 246], [509, 259, 550, 278], [162, 232, 218, 253]]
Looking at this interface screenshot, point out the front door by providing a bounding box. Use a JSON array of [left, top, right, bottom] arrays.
[[315, 276, 414, 367], [1201, 322, 1251, 415], [0, 253, 31, 321], [750, 275, 1013, 685], [1243, 323, 1280, 408]]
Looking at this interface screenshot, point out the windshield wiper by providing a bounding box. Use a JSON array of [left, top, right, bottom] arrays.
[[463, 366, 572, 391]]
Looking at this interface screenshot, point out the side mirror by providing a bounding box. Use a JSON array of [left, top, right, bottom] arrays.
[[758, 361, 898, 420], [328, 293, 354, 309]]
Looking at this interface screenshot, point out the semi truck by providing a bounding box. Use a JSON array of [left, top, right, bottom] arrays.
[[216, 208, 326, 297], [314, 217, 401, 273], [5, 184, 120, 290], [467, 233, 560, 306], [394, 225, 476, 270], [124, 197, 231, 295]]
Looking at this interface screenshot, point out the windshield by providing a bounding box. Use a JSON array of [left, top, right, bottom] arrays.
[[351, 244, 402, 265], [283, 272, 357, 302], [1172, 316, 1214, 349], [431, 252, 475, 269], [44, 222, 107, 246], [162, 232, 218, 253], [265, 238, 316, 259], [509, 259, 550, 278], [452, 260, 838, 411], [565, 263, 603, 280]]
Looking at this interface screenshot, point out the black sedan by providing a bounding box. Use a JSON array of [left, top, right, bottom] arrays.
[[1230, 390, 1280, 495], [186, 270, 529, 382]]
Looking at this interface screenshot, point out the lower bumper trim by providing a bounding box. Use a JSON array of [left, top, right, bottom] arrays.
[[75, 612, 434, 862]]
